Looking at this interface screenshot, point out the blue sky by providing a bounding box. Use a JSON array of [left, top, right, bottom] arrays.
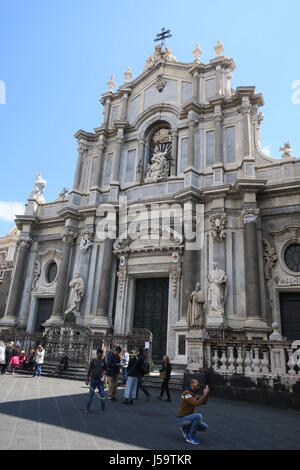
[[0, 0, 299, 236]]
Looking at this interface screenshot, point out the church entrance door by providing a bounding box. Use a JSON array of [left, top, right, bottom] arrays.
[[280, 292, 300, 341], [35, 298, 54, 332], [133, 278, 169, 362]]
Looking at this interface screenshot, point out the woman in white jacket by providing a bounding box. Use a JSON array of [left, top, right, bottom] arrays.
[[33, 345, 45, 378]]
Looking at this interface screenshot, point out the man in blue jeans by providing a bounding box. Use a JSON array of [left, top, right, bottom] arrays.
[[177, 377, 210, 445], [85, 349, 106, 414]]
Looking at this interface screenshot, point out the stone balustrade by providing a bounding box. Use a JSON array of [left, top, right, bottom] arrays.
[[203, 339, 300, 381]]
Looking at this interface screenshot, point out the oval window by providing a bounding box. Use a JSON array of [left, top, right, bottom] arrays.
[[46, 262, 58, 283], [284, 244, 300, 273]]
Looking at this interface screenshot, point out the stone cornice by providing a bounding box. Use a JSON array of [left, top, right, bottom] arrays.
[[202, 185, 231, 201], [233, 179, 266, 194], [174, 187, 203, 204], [74, 129, 97, 143], [56, 206, 81, 222], [258, 180, 300, 199]]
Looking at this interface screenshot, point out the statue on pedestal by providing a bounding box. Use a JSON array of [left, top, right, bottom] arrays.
[[208, 263, 227, 316], [64, 273, 84, 321], [29, 173, 47, 203], [186, 282, 206, 330]]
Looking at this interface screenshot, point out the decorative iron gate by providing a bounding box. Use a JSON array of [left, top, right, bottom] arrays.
[[43, 323, 94, 367], [0, 326, 153, 367]]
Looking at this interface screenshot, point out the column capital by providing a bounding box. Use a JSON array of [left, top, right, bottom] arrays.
[[241, 208, 260, 224], [17, 238, 32, 249], [62, 231, 77, 243], [214, 104, 223, 122], [240, 96, 252, 115]]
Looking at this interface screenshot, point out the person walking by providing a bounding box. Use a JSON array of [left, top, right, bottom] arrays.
[[177, 377, 210, 446], [120, 348, 129, 384], [33, 345, 45, 378], [106, 346, 121, 400], [85, 349, 106, 414], [136, 349, 151, 401], [157, 355, 172, 402]]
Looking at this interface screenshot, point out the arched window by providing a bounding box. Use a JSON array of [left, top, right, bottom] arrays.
[[144, 122, 172, 182]]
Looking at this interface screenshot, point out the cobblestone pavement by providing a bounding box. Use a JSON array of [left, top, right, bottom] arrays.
[[0, 374, 299, 450]]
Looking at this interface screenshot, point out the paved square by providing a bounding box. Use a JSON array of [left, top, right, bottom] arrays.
[[0, 375, 299, 450]]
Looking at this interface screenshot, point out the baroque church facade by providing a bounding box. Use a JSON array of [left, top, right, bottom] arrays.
[[1, 40, 300, 363]]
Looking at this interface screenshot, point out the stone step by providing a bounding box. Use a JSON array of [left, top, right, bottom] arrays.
[[16, 365, 185, 389]]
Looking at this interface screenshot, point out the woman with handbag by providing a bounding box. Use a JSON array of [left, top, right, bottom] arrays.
[[157, 355, 172, 402]]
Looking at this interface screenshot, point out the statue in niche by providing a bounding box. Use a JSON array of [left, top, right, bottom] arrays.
[[144, 150, 169, 183], [186, 282, 206, 329], [208, 262, 227, 316], [64, 273, 85, 320]]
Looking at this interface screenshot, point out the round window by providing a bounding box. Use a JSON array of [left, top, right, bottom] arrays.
[[46, 261, 58, 283], [284, 244, 300, 273]]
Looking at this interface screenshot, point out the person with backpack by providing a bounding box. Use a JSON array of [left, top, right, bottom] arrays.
[[136, 348, 151, 401], [85, 349, 106, 414]]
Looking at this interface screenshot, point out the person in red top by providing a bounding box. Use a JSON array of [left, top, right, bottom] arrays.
[[177, 377, 210, 446], [9, 354, 20, 375]]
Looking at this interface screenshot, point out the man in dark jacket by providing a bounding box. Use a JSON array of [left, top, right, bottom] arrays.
[[123, 349, 145, 404], [85, 349, 106, 413], [106, 346, 121, 400], [136, 349, 151, 401], [177, 377, 210, 446]]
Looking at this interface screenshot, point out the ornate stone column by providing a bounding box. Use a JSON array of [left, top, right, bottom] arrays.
[[103, 95, 112, 130], [50, 231, 77, 321], [187, 112, 196, 168], [192, 71, 200, 101], [137, 136, 145, 183], [120, 92, 129, 121], [241, 208, 262, 318], [214, 105, 223, 165], [170, 129, 178, 176], [4, 237, 32, 320], [96, 239, 114, 318], [112, 131, 123, 183], [213, 104, 224, 184], [92, 139, 106, 188], [241, 97, 252, 159], [73, 143, 86, 191]]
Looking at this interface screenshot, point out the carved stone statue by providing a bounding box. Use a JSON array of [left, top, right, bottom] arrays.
[[279, 142, 292, 159], [208, 263, 227, 316], [33, 260, 41, 288], [186, 282, 206, 329], [64, 273, 84, 319], [29, 173, 46, 203], [210, 213, 227, 243], [56, 187, 69, 201], [80, 230, 94, 254], [145, 150, 169, 183]]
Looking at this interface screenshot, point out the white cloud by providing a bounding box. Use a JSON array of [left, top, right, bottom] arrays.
[[0, 201, 25, 222], [262, 145, 272, 157]]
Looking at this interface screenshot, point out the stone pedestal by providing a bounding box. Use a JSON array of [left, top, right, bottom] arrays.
[[186, 329, 209, 372], [206, 310, 224, 329]]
